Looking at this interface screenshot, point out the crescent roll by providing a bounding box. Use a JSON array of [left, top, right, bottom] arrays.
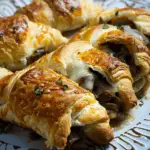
[[97, 8, 150, 36], [0, 66, 113, 149], [34, 41, 137, 119], [16, 0, 103, 32], [70, 25, 150, 96], [0, 14, 68, 71], [91, 8, 150, 47]]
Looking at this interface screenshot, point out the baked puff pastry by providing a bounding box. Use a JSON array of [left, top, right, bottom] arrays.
[[70, 25, 150, 97], [0, 14, 68, 71], [97, 8, 150, 46], [16, 0, 103, 32], [0, 66, 113, 149], [34, 41, 137, 119]]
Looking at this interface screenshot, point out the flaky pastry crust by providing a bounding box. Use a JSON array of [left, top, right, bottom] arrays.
[[70, 25, 150, 95], [34, 41, 137, 111], [97, 8, 150, 36], [0, 66, 113, 149], [0, 14, 68, 71], [16, 0, 103, 32]]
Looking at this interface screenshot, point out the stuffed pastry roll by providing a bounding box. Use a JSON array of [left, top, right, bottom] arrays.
[[97, 8, 150, 46], [70, 25, 150, 97], [34, 41, 137, 119], [0, 14, 68, 71], [16, 0, 103, 32], [0, 66, 113, 149]]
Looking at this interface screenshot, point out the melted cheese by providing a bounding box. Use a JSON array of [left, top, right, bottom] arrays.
[[66, 58, 114, 95], [67, 59, 95, 91]]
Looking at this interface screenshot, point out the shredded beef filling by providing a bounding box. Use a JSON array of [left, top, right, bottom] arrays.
[[105, 43, 140, 79], [65, 127, 97, 150], [92, 70, 124, 120], [78, 69, 124, 120], [27, 48, 47, 65], [102, 43, 146, 98]]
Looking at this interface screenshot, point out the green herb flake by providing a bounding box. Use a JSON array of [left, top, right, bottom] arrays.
[[70, 7, 74, 12], [117, 25, 123, 30], [56, 78, 63, 86], [103, 23, 109, 29], [49, 47, 53, 52], [115, 11, 119, 16], [34, 87, 44, 96], [63, 85, 69, 90]]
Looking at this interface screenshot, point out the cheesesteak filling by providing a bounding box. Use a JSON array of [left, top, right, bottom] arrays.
[[108, 17, 150, 45], [100, 42, 146, 98], [104, 43, 138, 77], [67, 60, 124, 120], [27, 48, 48, 65], [90, 70, 123, 120]]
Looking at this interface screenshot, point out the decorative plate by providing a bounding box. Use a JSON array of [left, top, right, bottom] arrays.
[[0, 0, 150, 150]]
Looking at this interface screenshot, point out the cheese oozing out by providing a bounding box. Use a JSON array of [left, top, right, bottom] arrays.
[[66, 59, 121, 120]]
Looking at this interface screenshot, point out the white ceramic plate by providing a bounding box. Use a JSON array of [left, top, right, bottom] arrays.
[[0, 0, 150, 150]]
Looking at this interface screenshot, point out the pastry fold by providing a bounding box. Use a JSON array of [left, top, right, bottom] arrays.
[[98, 8, 150, 36], [34, 41, 137, 119], [70, 25, 150, 96], [0, 66, 113, 149], [16, 0, 103, 32], [0, 14, 68, 71]]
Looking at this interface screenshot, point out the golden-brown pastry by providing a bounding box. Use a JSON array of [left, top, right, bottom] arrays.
[[0, 66, 113, 149], [16, 0, 103, 32], [97, 8, 150, 36], [70, 25, 150, 96], [0, 14, 68, 71], [34, 41, 137, 119], [92, 8, 150, 47]]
